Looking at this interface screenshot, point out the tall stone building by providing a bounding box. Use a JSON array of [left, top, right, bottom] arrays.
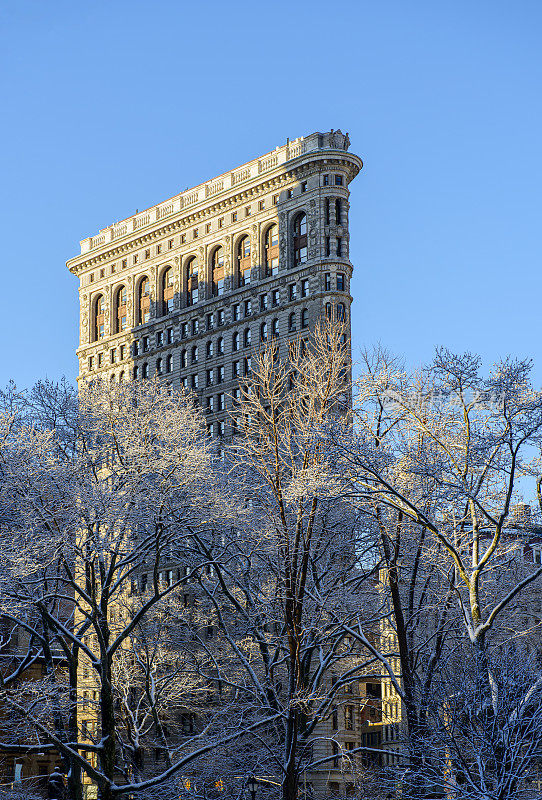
[[66, 131, 362, 432]]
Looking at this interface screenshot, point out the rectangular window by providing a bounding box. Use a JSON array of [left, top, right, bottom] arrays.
[[337, 273, 345, 291], [301, 181, 307, 193], [323, 174, 330, 186], [272, 194, 279, 205], [89, 273, 94, 283], [156, 331, 163, 347], [192, 319, 198, 336], [289, 284, 297, 301], [244, 299, 251, 317], [325, 236, 331, 256], [258, 200, 265, 211], [287, 188, 293, 199], [206, 369, 213, 386], [337, 237, 342, 257], [98, 353, 103, 367], [218, 217, 224, 228], [335, 174, 343, 185], [217, 420, 225, 437], [122, 259, 127, 268], [168, 238, 174, 249], [207, 313, 214, 330], [88, 356, 93, 371], [191, 374, 199, 389], [145, 249, 150, 260], [345, 706, 354, 730], [156, 244, 162, 254], [272, 289, 280, 306], [217, 365, 224, 384], [206, 396, 214, 412], [217, 309, 224, 326], [181, 322, 188, 338], [143, 336, 149, 352], [301, 279, 309, 298], [111, 264, 116, 273], [181, 234, 186, 244], [325, 273, 331, 291], [206, 223, 212, 234], [193, 229, 199, 239], [100, 268, 104, 278], [233, 360, 240, 378], [245, 206, 251, 217], [233, 304, 240, 321], [110, 349, 116, 364], [217, 392, 225, 411], [231, 212, 237, 223], [259, 293, 268, 311], [120, 344, 125, 360], [133, 254, 138, 264]]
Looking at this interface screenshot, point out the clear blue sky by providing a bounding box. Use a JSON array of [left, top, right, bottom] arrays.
[[2, 0, 541, 388]]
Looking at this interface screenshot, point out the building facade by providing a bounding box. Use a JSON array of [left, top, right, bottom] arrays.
[[66, 131, 361, 437]]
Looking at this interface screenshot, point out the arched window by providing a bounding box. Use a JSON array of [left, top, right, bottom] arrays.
[[191, 346, 198, 363], [260, 322, 267, 342], [292, 213, 307, 265], [206, 340, 213, 359], [288, 312, 296, 332], [217, 337, 224, 356], [185, 257, 198, 306], [232, 331, 240, 352], [92, 295, 105, 341], [337, 303, 346, 321], [301, 309, 309, 329], [325, 303, 332, 319], [181, 349, 187, 368], [115, 286, 127, 333], [166, 354, 172, 373], [236, 235, 251, 287], [156, 357, 163, 375], [162, 268, 174, 316], [119, 371, 125, 383], [243, 328, 251, 348], [272, 318, 279, 337], [138, 277, 150, 324], [211, 247, 225, 297], [264, 225, 279, 276], [335, 199, 342, 226]]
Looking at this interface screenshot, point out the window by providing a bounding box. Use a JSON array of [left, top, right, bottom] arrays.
[[335, 174, 343, 185], [133, 341, 139, 357], [122, 259, 127, 268], [217, 309, 224, 326], [260, 322, 268, 341], [337, 303, 346, 321], [142, 362, 149, 379], [120, 345, 125, 360], [217, 365, 224, 384], [142, 336, 149, 352], [272, 289, 280, 306], [264, 224, 279, 276], [345, 706, 354, 730], [231, 211, 237, 223], [181, 234, 186, 244], [233, 303, 240, 322], [193, 228, 199, 239], [92, 295, 105, 341], [191, 374, 199, 389], [244, 357, 251, 375], [245, 206, 251, 217], [167, 327, 173, 344], [206, 369, 214, 386], [244, 299, 251, 317], [301, 181, 307, 193], [217, 393, 225, 411], [337, 237, 343, 257], [182, 376, 188, 389], [162, 267, 174, 315], [133, 254, 138, 264], [325, 273, 331, 291], [243, 328, 251, 348], [301, 309, 309, 329], [292, 213, 307, 265], [236, 235, 251, 286], [287, 188, 293, 199], [326, 303, 332, 319], [185, 257, 198, 306], [323, 174, 330, 186], [332, 742, 339, 768], [218, 217, 224, 228], [232, 331, 240, 351], [325, 236, 331, 256], [325, 198, 331, 225], [191, 319, 198, 336], [156, 358, 163, 375], [259, 293, 268, 311], [272, 318, 279, 337], [97, 352, 103, 367], [233, 360, 240, 378], [138, 277, 150, 324], [207, 313, 214, 330], [335, 199, 342, 225], [272, 193, 279, 205], [258, 200, 265, 211], [288, 312, 296, 332], [206, 396, 214, 412], [181, 322, 189, 338], [301, 279, 309, 298], [181, 350, 187, 368], [206, 340, 213, 358], [168, 238, 174, 249], [115, 286, 127, 333], [289, 283, 297, 301], [332, 707, 338, 730], [145, 249, 150, 260], [156, 330, 164, 347], [191, 345, 198, 363], [217, 337, 224, 355], [206, 223, 211, 234], [211, 247, 225, 296], [232, 386, 240, 402], [166, 354, 172, 373]]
